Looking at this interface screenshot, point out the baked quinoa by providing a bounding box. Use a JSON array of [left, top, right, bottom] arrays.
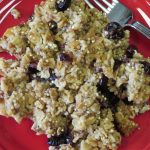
[[0, 0, 150, 150]]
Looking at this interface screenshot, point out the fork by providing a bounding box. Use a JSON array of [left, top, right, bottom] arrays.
[[84, 0, 150, 40], [0, 0, 22, 24]]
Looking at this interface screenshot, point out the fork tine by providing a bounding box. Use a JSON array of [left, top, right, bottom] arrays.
[[0, 1, 22, 24], [112, 0, 119, 4], [93, 0, 109, 13], [0, 0, 16, 14], [84, 0, 94, 9], [102, 0, 114, 8]]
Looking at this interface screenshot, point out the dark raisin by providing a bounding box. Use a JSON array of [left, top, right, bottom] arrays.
[[56, 0, 71, 11], [97, 74, 108, 91], [113, 59, 123, 71], [60, 53, 73, 62], [140, 61, 150, 75], [49, 20, 58, 34], [103, 22, 124, 39], [48, 133, 72, 146], [125, 45, 138, 58]]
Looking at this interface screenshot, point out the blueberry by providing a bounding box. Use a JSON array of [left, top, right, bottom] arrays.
[[48, 132, 72, 146], [97, 74, 108, 91], [28, 67, 39, 75], [56, 0, 71, 12], [140, 61, 150, 75], [97, 74, 120, 112], [60, 53, 72, 62], [100, 98, 118, 113], [27, 63, 39, 81], [49, 20, 58, 34], [106, 91, 120, 106], [28, 63, 39, 74], [113, 59, 123, 71], [125, 45, 138, 58], [49, 73, 56, 81], [104, 22, 124, 39]]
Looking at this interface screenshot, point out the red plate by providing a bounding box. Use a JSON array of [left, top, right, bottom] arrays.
[[0, 0, 150, 150]]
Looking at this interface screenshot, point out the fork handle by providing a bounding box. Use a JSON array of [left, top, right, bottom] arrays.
[[125, 21, 150, 40]]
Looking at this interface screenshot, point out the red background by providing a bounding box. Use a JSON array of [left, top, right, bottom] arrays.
[[0, 0, 150, 150]]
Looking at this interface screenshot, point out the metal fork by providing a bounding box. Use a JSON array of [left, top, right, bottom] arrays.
[[84, 0, 150, 39], [0, 0, 22, 24]]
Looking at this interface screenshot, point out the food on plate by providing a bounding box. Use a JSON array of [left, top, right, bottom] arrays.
[[11, 8, 21, 19], [0, 0, 150, 149]]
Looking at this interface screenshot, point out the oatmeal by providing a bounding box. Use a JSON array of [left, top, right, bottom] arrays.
[[0, 0, 150, 150]]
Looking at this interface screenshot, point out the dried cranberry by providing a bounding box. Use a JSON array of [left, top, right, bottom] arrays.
[[56, 0, 71, 12], [103, 22, 124, 39], [140, 61, 150, 75], [60, 53, 72, 62], [48, 132, 72, 146], [125, 45, 138, 58], [49, 20, 58, 34], [113, 59, 123, 71]]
